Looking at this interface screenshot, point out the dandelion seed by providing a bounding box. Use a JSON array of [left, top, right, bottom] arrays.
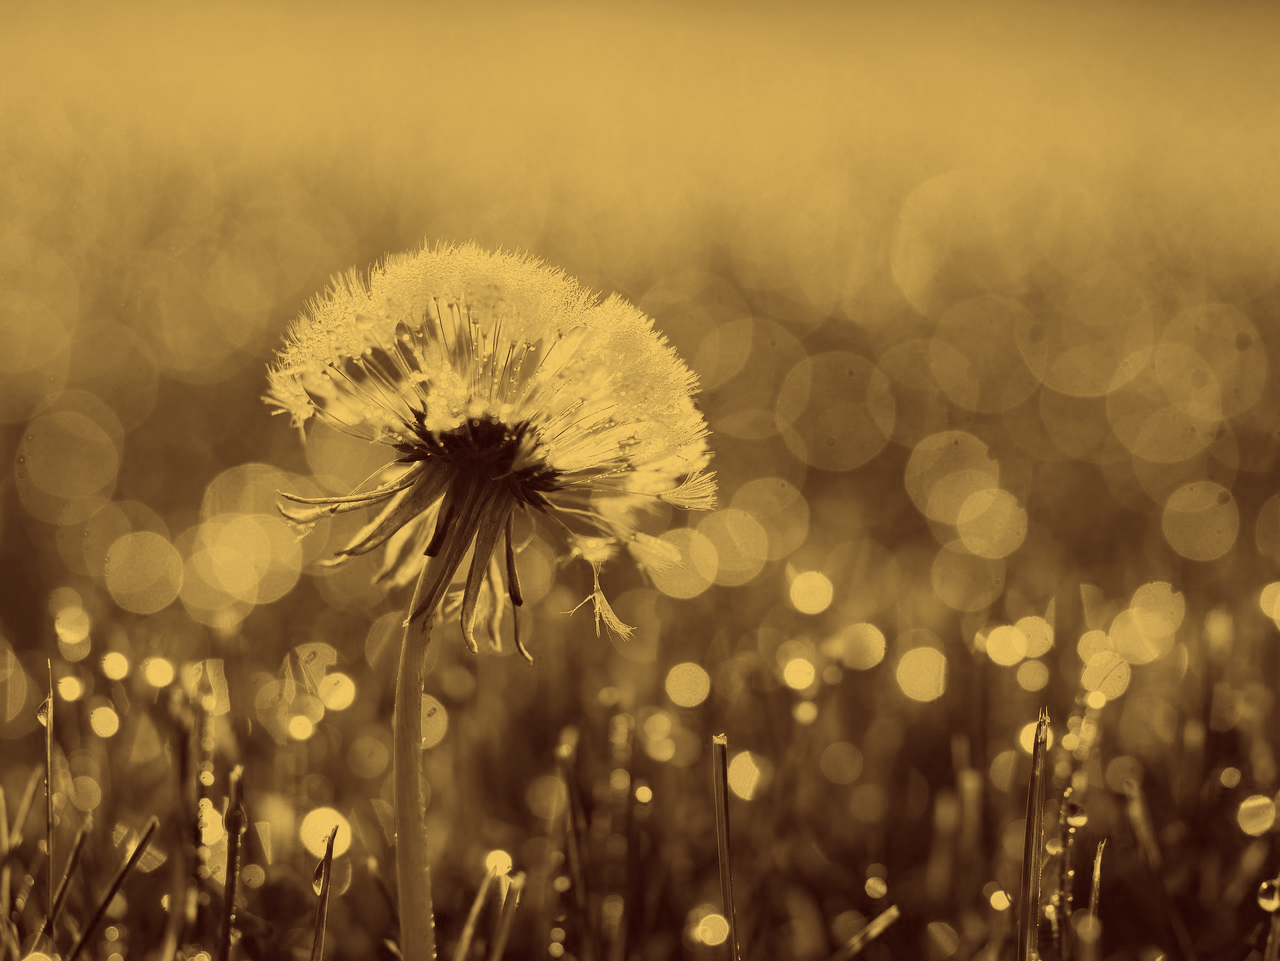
[[268, 242, 714, 657]]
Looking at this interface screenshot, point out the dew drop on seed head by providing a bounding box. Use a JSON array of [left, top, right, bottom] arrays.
[[1258, 879, 1280, 913]]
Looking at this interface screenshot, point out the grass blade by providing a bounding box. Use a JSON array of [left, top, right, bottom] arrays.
[[1016, 709, 1050, 961], [825, 904, 901, 961], [485, 871, 525, 961], [711, 734, 741, 961], [68, 816, 159, 961], [37, 814, 91, 942], [452, 866, 497, 961], [220, 765, 246, 961], [311, 825, 339, 961]]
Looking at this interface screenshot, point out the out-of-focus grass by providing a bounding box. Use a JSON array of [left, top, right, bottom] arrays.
[[4, 2, 1280, 959]]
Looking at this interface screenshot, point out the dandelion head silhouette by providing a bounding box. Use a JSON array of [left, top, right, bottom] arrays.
[[268, 242, 715, 658]]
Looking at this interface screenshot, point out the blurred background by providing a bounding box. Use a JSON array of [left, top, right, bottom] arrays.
[[4, 2, 1280, 959]]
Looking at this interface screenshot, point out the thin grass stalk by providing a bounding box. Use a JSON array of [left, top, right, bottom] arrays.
[[452, 867, 497, 961], [395, 557, 456, 961], [311, 826, 338, 961], [220, 765, 246, 961], [67, 816, 159, 961], [1265, 913, 1280, 961], [1017, 709, 1050, 961], [485, 872, 525, 961], [710, 734, 741, 961], [824, 904, 901, 961], [38, 814, 91, 942]]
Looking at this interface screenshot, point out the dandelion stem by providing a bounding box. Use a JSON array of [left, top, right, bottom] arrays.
[[395, 556, 455, 961], [711, 734, 741, 961]]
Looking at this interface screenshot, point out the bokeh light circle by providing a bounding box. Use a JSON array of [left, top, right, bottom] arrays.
[[1237, 795, 1277, 837], [105, 531, 184, 614], [905, 432, 1000, 524], [420, 695, 449, 749], [1162, 304, 1266, 419], [1161, 482, 1238, 561], [730, 477, 809, 560], [300, 807, 352, 858], [775, 352, 894, 471], [957, 489, 1027, 559], [930, 296, 1042, 413], [931, 544, 1005, 612], [985, 625, 1027, 667], [665, 662, 711, 708], [649, 528, 718, 599], [790, 571, 833, 614], [896, 647, 948, 702], [695, 510, 767, 587], [825, 623, 887, 670]]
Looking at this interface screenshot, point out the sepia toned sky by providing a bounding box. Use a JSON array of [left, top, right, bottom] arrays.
[[7, 1, 1280, 299]]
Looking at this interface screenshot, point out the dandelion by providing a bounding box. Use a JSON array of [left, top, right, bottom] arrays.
[[268, 241, 714, 656], [267, 240, 714, 961]]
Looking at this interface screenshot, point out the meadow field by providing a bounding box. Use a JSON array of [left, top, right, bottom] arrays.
[[2, 3, 1280, 959]]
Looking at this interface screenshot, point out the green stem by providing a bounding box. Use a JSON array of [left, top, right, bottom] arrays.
[[395, 559, 454, 961]]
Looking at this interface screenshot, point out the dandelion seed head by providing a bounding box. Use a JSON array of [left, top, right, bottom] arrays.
[[268, 242, 714, 653]]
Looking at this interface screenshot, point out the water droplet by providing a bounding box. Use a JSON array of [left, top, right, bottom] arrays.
[[1258, 878, 1280, 913], [1065, 793, 1088, 829]]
